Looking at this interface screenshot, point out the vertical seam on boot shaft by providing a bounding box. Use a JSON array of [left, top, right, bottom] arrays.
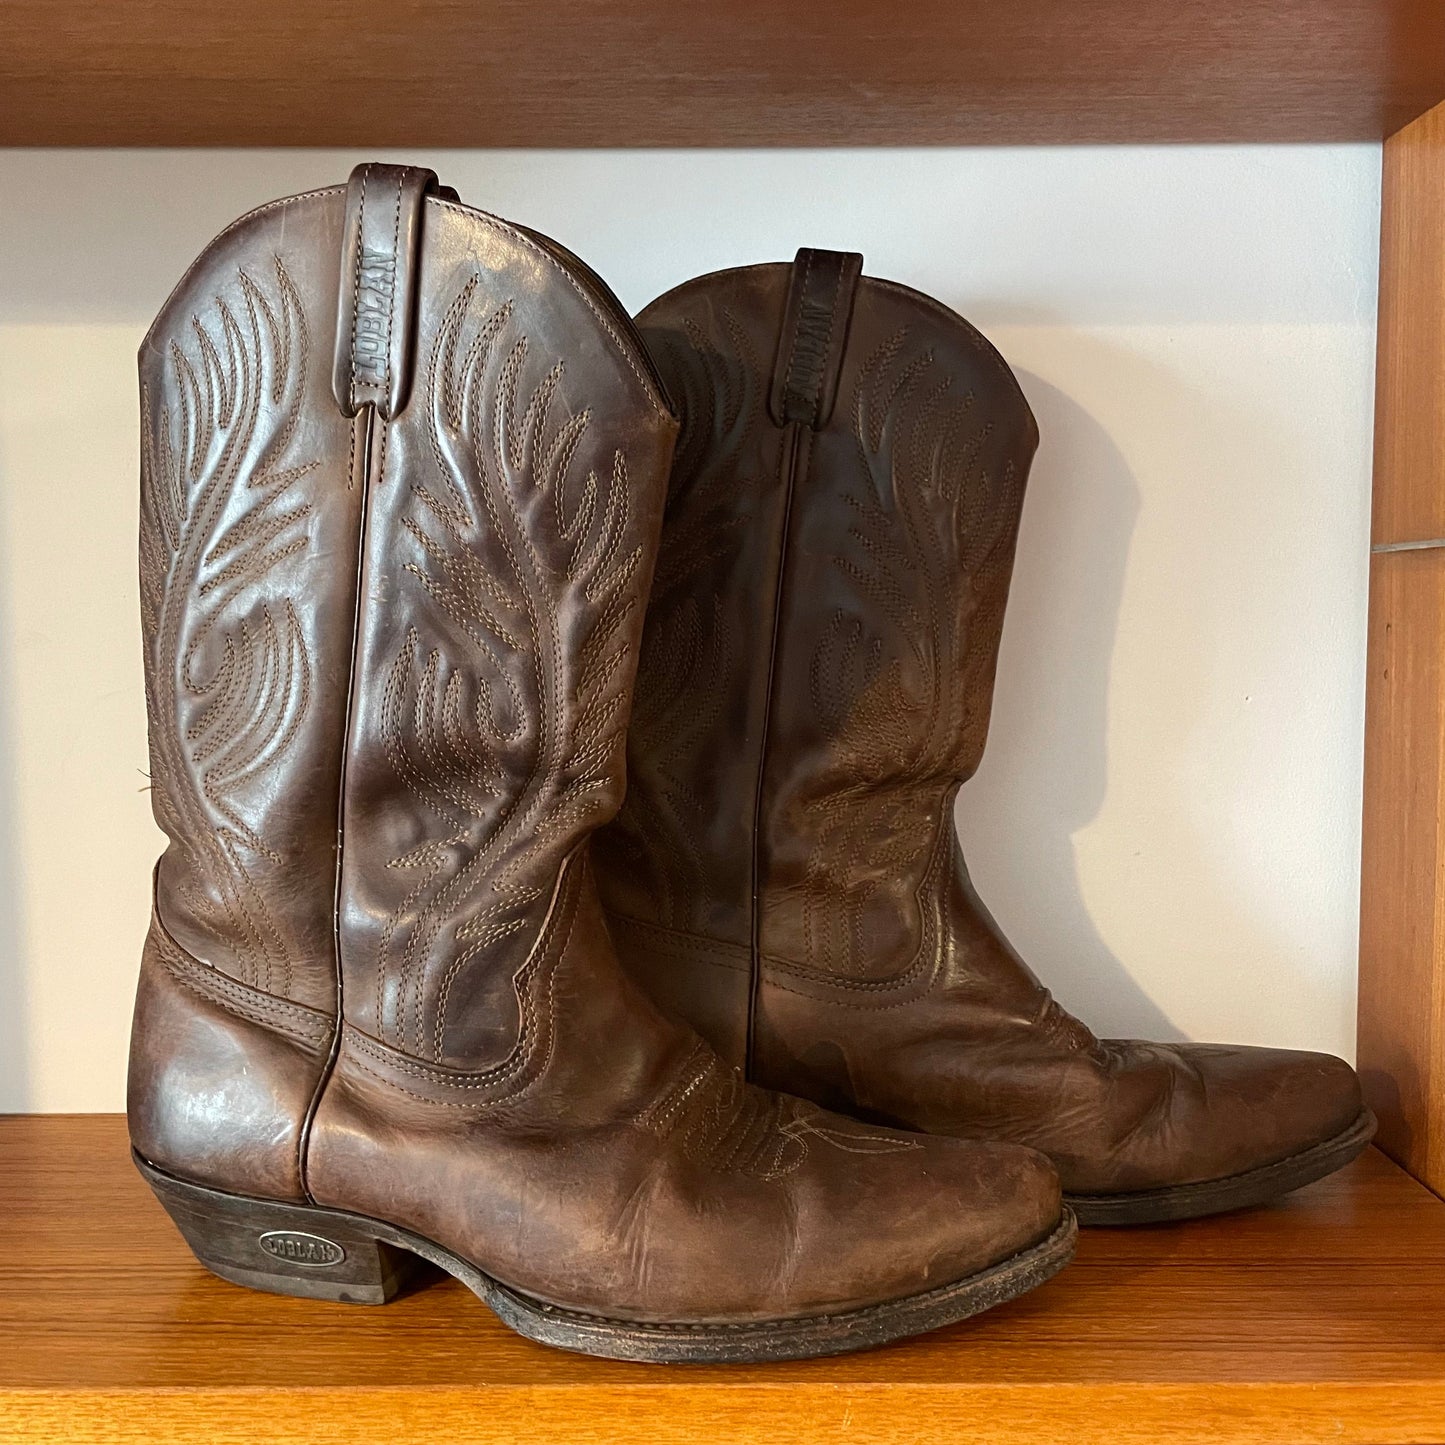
[[746, 256, 859, 1073], [297, 407, 377, 1203], [747, 420, 807, 1076]]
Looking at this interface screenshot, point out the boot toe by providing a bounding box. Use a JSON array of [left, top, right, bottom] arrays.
[[1086, 1039, 1367, 1196], [923, 1136, 1065, 1273], [1177, 1042, 1365, 1177], [776, 1110, 1065, 1313]]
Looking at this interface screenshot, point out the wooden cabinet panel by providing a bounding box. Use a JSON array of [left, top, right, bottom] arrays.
[[1373, 101, 1445, 546], [1360, 99, 1445, 1197], [1360, 547, 1445, 1187]]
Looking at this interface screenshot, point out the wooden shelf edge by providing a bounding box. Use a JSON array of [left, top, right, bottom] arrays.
[[4, 1120, 1445, 1445], [6, 1382, 1445, 1445]]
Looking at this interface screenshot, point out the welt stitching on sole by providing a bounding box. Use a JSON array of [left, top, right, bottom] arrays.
[[1064, 1108, 1377, 1208], [488, 1215, 1076, 1335]]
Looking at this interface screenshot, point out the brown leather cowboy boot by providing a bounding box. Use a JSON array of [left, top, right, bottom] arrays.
[[127, 173, 1074, 1361], [595, 249, 1376, 1226]]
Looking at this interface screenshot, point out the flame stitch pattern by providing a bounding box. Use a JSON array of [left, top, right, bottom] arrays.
[[379, 276, 646, 1062], [799, 328, 1023, 981], [139, 259, 317, 995]]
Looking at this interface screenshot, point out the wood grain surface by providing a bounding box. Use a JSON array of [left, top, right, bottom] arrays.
[[1359, 98, 1445, 1199], [1359, 548, 1445, 1193], [1371, 99, 1445, 546], [5, 0, 1445, 147], [1, 1115, 1443, 1443]]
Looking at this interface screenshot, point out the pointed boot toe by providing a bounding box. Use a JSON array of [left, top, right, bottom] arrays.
[[1061, 1043, 1374, 1226], [756, 1115, 1071, 1321]]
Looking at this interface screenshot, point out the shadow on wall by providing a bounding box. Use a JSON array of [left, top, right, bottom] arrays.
[[0, 440, 29, 1106], [958, 340, 1354, 1052], [955, 364, 1181, 1043]]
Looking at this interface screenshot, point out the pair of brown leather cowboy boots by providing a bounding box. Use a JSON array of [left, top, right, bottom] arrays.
[[129, 164, 1374, 1363]]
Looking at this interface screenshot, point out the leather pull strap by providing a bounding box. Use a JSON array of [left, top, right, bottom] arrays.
[[332, 162, 439, 420], [768, 248, 863, 429]]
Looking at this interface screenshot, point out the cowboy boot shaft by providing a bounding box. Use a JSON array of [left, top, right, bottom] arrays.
[[757, 271, 1037, 986], [130, 159, 679, 1166], [130, 184, 363, 1199], [333, 192, 673, 1068], [130, 165, 679, 1195], [599, 255, 1039, 1049]]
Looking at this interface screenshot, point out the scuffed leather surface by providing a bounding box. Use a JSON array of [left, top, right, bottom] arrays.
[[129, 910, 331, 1202], [310, 855, 1060, 1319], [597, 259, 1365, 1197], [134, 181, 1063, 1323]]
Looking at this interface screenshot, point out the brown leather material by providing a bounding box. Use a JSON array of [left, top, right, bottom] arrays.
[[309, 855, 1061, 1321], [130, 176, 1067, 1335], [128, 909, 331, 1202], [596, 253, 1368, 1206], [327, 192, 675, 1065], [769, 248, 862, 427], [138, 183, 358, 1016], [333, 163, 438, 421]]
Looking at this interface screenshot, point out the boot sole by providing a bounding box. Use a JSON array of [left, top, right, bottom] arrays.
[[1064, 1106, 1377, 1226], [134, 1150, 1077, 1363]]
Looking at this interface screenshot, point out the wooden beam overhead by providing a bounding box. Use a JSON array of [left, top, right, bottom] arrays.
[[6, 0, 1445, 148]]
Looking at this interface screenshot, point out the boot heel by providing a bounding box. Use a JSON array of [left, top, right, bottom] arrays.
[[135, 1150, 427, 1304]]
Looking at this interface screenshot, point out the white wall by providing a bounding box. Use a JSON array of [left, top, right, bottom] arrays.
[[0, 146, 1379, 1111]]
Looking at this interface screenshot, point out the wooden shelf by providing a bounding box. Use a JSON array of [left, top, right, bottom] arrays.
[[7, 0, 1445, 147], [0, 1116, 1442, 1444]]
